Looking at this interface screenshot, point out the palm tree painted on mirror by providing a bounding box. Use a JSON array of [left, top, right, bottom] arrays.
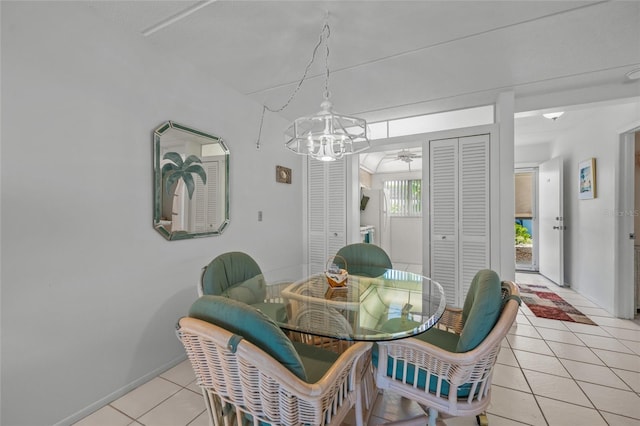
[[161, 152, 207, 200]]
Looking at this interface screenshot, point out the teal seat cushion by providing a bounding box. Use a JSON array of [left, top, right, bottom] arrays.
[[371, 328, 459, 369], [456, 269, 502, 353], [252, 302, 287, 323], [188, 296, 307, 382], [218, 271, 287, 323], [202, 252, 262, 295], [371, 334, 471, 398], [415, 327, 461, 353], [292, 342, 340, 384], [221, 274, 267, 304], [335, 243, 392, 278], [384, 358, 474, 398]]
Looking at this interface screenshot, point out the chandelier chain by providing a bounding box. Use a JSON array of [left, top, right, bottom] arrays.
[[256, 20, 330, 149], [323, 23, 331, 101]]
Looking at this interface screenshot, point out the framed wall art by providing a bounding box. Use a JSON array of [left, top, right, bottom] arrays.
[[578, 158, 596, 200], [276, 165, 292, 184]]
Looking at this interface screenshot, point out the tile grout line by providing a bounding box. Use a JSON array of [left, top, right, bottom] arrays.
[[522, 281, 640, 423], [502, 337, 550, 426]]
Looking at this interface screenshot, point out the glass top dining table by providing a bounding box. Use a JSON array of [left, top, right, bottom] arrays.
[[263, 265, 446, 342]]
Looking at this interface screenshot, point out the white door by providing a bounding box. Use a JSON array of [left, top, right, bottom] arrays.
[[538, 157, 564, 286], [429, 139, 459, 305], [308, 159, 346, 274], [427, 135, 490, 307]]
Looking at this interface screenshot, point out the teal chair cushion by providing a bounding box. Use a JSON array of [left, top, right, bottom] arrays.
[[252, 302, 288, 323], [456, 269, 502, 353], [292, 342, 340, 384], [188, 296, 307, 381], [383, 357, 474, 398], [415, 327, 461, 352], [335, 243, 392, 277], [201, 252, 262, 296], [371, 328, 470, 398], [371, 328, 458, 367], [221, 274, 267, 304]]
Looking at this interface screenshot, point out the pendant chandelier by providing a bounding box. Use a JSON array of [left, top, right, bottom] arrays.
[[256, 15, 369, 162]]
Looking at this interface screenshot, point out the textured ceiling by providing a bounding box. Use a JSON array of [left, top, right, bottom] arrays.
[[85, 0, 640, 172], [86, 1, 640, 119]]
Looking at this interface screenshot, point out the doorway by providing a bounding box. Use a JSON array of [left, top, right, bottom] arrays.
[[359, 146, 423, 271], [616, 125, 640, 318], [515, 168, 538, 271]]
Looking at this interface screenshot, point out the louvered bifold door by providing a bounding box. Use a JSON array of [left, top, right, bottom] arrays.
[[326, 160, 347, 259], [307, 159, 347, 274], [458, 135, 490, 300], [192, 159, 220, 233], [308, 160, 327, 274], [429, 139, 459, 306]]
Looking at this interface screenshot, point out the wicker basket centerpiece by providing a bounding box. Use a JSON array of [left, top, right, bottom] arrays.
[[325, 255, 348, 288]]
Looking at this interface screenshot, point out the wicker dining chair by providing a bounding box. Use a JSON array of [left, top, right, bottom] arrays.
[[177, 296, 373, 426], [198, 251, 287, 322], [289, 305, 377, 421], [374, 272, 521, 426]]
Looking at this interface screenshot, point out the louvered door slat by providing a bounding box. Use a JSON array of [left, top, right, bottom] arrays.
[[206, 161, 219, 230], [459, 135, 490, 302], [191, 160, 220, 232], [430, 139, 459, 305], [429, 135, 490, 307], [307, 159, 346, 274]]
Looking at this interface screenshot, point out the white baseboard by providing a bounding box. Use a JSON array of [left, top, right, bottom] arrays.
[[53, 354, 187, 426]]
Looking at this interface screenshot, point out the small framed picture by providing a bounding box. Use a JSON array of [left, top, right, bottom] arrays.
[[276, 165, 292, 184], [578, 158, 596, 200]]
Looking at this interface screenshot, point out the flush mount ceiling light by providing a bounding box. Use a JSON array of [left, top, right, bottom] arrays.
[[543, 112, 565, 121], [255, 14, 369, 162]]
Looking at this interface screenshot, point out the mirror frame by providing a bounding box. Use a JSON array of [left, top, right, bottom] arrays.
[[153, 121, 230, 240]]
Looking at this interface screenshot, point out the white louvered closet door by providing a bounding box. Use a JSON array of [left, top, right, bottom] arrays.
[[429, 135, 489, 307], [191, 159, 220, 233], [459, 135, 490, 299], [308, 159, 346, 274], [429, 139, 459, 306]]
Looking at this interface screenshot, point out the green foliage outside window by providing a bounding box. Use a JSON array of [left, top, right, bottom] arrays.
[[515, 223, 532, 245]]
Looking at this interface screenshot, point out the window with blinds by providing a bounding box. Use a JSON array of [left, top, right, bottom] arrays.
[[384, 179, 422, 216]]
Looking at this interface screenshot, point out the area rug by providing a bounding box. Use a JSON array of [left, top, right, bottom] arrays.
[[517, 283, 597, 325]]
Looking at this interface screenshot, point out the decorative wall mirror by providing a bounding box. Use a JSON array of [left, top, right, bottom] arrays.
[[153, 121, 229, 240]]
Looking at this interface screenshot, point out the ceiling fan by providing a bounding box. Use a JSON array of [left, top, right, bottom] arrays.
[[379, 149, 422, 171], [395, 149, 422, 164]]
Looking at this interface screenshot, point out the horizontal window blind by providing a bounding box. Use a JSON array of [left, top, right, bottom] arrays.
[[384, 179, 422, 216]]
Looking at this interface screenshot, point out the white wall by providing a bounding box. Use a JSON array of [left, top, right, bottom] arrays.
[[390, 217, 422, 264], [550, 102, 640, 312], [515, 142, 552, 165], [1, 3, 303, 425]]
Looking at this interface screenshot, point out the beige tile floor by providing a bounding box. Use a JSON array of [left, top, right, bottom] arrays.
[[74, 272, 640, 426]]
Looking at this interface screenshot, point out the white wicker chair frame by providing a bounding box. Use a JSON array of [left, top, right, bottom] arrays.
[[177, 317, 372, 426], [288, 306, 377, 424], [374, 281, 520, 426]]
